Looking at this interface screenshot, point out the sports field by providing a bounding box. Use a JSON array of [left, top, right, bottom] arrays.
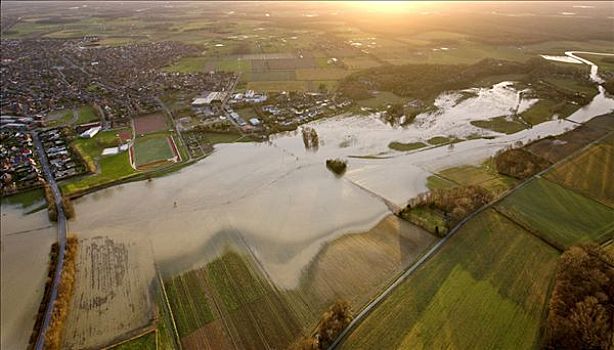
[[496, 178, 614, 249], [342, 209, 558, 350], [133, 134, 177, 168], [134, 113, 168, 135]]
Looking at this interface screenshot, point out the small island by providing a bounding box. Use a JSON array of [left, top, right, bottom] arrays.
[[326, 159, 347, 176]]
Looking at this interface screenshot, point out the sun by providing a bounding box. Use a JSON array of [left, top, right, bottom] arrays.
[[345, 1, 425, 13]]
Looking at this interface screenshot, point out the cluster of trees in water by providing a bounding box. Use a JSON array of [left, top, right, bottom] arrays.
[[339, 57, 591, 103], [296, 300, 352, 350], [326, 159, 347, 176], [494, 147, 551, 179], [544, 244, 614, 350], [302, 127, 319, 151]]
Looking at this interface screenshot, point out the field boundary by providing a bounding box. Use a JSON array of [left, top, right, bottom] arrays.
[[101, 328, 156, 350], [157, 268, 183, 350]]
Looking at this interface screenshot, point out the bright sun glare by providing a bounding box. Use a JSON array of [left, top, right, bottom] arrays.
[[347, 1, 426, 13]]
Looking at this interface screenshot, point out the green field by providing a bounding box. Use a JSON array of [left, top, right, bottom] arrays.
[[519, 99, 579, 126], [76, 105, 99, 125], [343, 209, 558, 350], [110, 332, 156, 350], [437, 163, 518, 196], [164, 270, 215, 338], [46, 109, 73, 127], [546, 141, 614, 208], [496, 178, 614, 249], [355, 91, 406, 109], [428, 136, 457, 145], [164, 251, 302, 349], [388, 141, 426, 152], [134, 134, 175, 167], [163, 56, 209, 73], [471, 116, 528, 134], [62, 128, 137, 195], [246, 80, 307, 92], [425, 175, 457, 190]]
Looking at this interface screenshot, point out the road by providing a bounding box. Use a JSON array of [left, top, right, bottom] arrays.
[[31, 132, 68, 350], [328, 126, 613, 350]]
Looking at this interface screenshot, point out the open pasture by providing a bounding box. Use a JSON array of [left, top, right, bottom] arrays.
[[526, 114, 613, 163], [134, 113, 168, 135], [295, 68, 351, 80], [76, 105, 99, 125], [546, 138, 614, 207], [246, 80, 308, 92], [293, 216, 438, 316], [496, 178, 614, 249], [471, 116, 528, 134], [437, 163, 518, 196], [342, 209, 558, 350]]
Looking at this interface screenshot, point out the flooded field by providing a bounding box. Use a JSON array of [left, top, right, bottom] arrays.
[[3, 52, 613, 349], [61, 236, 156, 349], [0, 200, 55, 350]]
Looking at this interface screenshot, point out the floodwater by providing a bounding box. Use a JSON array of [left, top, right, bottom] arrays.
[[0, 201, 55, 350], [70, 63, 613, 290], [2, 51, 613, 349]]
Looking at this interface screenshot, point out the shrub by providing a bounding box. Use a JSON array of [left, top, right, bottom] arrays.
[[62, 196, 75, 219], [296, 300, 353, 350], [326, 159, 347, 176]]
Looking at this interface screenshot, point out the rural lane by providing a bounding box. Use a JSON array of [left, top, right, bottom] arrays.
[[32, 132, 68, 350]]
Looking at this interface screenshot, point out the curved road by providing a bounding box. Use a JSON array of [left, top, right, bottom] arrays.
[[32, 132, 67, 350]]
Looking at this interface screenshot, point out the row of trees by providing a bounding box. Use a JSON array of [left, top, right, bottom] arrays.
[[296, 300, 353, 350], [544, 244, 614, 350], [45, 235, 79, 349], [494, 147, 551, 179]]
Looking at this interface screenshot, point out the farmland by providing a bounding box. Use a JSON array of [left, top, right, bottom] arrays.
[[293, 216, 437, 316], [164, 251, 302, 350], [526, 114, 614, 163], [496, 178, 614, 249], [342, 209, 559, 350], [436, 162, 518, 196], [545, 135, 614, 207], [61, 236, 156, 349]]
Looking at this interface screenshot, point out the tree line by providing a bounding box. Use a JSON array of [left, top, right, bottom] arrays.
[[544, 244, 613, 350], [339, 57, 591, 103]]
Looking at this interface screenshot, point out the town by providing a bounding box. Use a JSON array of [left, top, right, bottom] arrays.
[[1, 35, 354, 195]]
